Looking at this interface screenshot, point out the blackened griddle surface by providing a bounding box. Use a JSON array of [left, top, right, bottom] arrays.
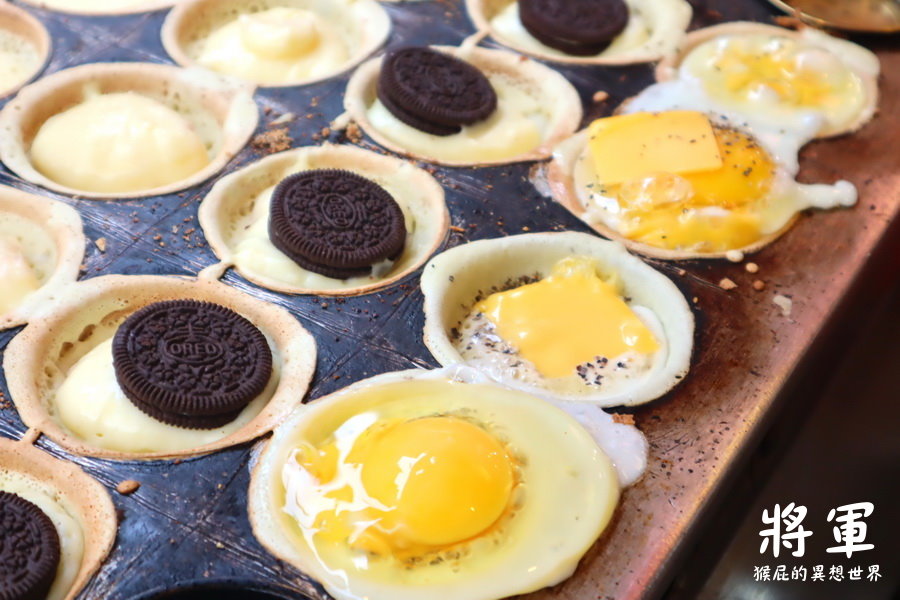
[[0, 1, 898, 599]]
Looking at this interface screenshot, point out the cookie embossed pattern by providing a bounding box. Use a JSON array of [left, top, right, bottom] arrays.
[[0, 1, 896, 600]]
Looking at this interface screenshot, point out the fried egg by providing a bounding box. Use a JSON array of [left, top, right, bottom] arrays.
[[249, 367, 647, 600], [422, 232, 693, 406], [654, 22, 879, 137], [550, 108, 856, 258]]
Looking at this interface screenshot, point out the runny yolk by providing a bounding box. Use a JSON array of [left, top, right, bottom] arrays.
[[587, 111, 777, 252], [473, 257, 659, 379], [293, 415, 514, 559], [700, 36, 852, 109]]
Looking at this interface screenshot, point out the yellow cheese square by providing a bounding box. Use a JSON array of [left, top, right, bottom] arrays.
[[587, 111, 723, 185]]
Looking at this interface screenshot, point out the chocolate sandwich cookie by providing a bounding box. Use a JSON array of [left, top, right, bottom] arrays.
[[112, 300, 273, 430], [0, 491, 61, 600], [269, 169, 407, 279], [518, 0, 630, 56], [377, 47, 497, 136]]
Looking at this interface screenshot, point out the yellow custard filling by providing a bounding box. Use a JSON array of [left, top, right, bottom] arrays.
[[0, 237, 41, 315], [30, 92, 210, 193], [193, 7, 349, 85], [473, 257, 659, 379]]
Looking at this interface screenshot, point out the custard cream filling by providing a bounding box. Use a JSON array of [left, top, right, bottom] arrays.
[[0, 471, 84, 600], [367, 71, 547, 163], [30, 91, 211, 193], [455, 257, 662, 396], [0, 237, 41, 315], [55, 338, 276, 453], [0, 28, 42, 92], [192, 7, 350, 85]]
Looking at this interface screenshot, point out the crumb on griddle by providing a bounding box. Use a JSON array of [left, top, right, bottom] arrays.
[[116, 480, 141, 495], [612, 413, 635, 426], [773, 294, 793, 316], [745, 262, 759, 273], [251, 127, 293, 154], [94, 237, 107, 253], [345, 122, 363, 143], [592, 90, 609, 103], [753, 279, 766, 291], [718, 277, 737, 291]]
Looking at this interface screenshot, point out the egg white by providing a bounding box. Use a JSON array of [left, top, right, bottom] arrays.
[[249, 367, 647, 600], [421, 232, 694, 406]]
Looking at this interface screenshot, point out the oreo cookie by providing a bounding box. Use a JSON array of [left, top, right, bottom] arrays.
[[518, 0, 630, 56], [268, 169, 407, 279], [377, 47, 497, 136], [0, 491, 61, 600], [112, 300, 273, 430]]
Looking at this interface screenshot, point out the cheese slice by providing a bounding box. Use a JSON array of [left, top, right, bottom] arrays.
[[588, 111, 723, 185], [474, 257, 659, 378]]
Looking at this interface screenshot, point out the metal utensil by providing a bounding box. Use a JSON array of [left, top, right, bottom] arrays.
[[768, 0, 900, 33]]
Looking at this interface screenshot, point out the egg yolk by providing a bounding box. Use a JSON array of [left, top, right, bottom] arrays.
[[0, 237, 41, 315], [587, 111, 777, 252], [691, 35, 859, 111], [293, 415, 514, 560], [473, 257, 659, 379]]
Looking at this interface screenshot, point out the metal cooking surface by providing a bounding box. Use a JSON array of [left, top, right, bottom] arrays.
[[0, 1, 897, 599]]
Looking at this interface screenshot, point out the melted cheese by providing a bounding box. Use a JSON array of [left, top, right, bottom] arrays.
[[55, 339, 271, 453], [0, 237, 41, 315], [587, 111, 722, 185], [577, 114, 786, 252], [193, 7, 349, 85], [473, 257, 659, 378], [30, 92, 210, 193]]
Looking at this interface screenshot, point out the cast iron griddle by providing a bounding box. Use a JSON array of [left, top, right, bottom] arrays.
[[0, 1, 898, 599]]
